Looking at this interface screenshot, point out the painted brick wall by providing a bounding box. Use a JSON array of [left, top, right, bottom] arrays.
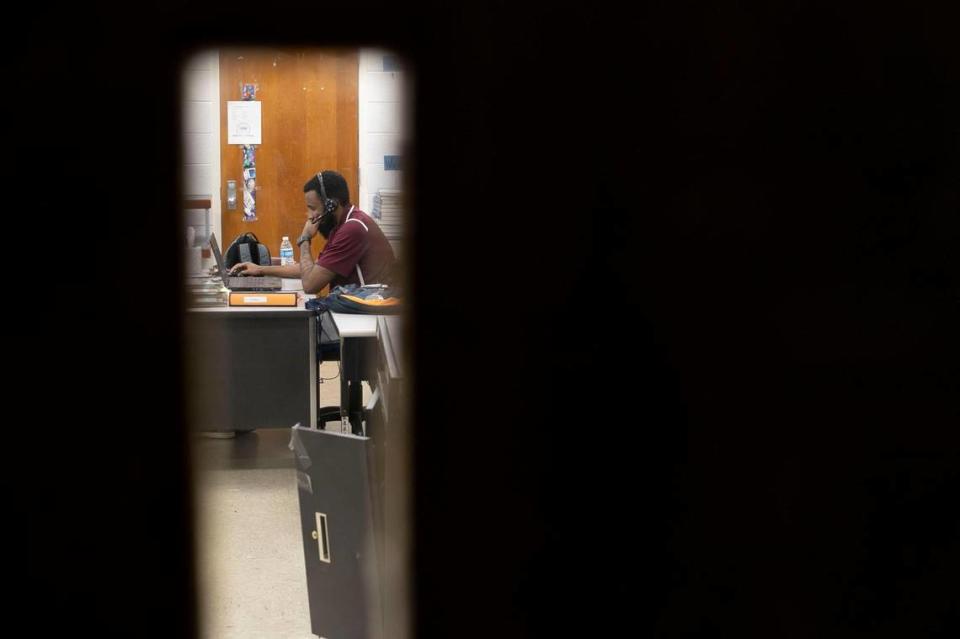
[[358, 49, 409, 217], [181, 49, 220, 270]]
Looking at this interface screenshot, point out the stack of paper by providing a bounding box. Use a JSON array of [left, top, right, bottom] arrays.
[[372, 189, 404, 257], [186, 276, 228, 307], [371, 189, 403, 232]]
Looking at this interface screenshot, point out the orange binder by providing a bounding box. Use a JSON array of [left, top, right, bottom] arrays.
[[228, 292, 298, 307]]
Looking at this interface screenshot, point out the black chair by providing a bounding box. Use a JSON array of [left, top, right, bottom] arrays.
[[316, 309, 375, 434], [316, 311, 344, 428]]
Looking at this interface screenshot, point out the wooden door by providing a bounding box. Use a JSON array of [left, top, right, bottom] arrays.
[[219, 48, 359, 260]]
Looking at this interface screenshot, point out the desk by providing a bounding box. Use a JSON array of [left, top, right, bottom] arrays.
[[186, 282, 315, 432], [329, 312, 378, 435], [375, 316, 404, 424]]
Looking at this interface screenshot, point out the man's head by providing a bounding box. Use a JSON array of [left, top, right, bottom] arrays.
[[304, 170, 350, 238]]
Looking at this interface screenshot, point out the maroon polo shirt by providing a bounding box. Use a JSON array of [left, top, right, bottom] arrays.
[[317, 207, 396, 287]]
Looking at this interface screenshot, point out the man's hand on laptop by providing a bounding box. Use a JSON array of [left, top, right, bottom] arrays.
[[229, 262, 262, 277]]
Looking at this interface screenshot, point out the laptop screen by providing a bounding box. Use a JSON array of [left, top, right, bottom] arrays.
[[208, 232, 229, 282]]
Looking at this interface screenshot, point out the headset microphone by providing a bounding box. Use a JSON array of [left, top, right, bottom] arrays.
[[317, 171, 339, 215]]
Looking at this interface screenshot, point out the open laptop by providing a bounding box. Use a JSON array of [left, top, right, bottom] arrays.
[[208, 232, 283, 291]]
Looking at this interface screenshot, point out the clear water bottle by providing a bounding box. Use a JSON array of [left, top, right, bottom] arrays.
[[280, 236, 294, 266]]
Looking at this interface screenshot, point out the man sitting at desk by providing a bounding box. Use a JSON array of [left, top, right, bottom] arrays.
[[230, 170, 396, 294]]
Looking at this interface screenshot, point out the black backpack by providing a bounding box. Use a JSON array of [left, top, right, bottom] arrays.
[[224, 232, 271, 269]]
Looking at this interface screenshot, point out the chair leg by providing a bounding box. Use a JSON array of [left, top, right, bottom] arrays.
[[317, 405, 342, 428]]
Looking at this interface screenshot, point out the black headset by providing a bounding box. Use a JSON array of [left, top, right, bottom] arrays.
[[316, 171, 339, 216]]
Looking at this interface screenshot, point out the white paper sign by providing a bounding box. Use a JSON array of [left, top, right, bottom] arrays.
[[227, 101, 262, 145]]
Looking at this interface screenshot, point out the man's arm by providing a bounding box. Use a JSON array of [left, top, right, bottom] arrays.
[[230, 262, 301, 278], [298, 239, 336, 294]]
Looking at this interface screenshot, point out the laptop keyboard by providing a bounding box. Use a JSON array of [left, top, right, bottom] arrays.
[[228, 276, 282, 289]]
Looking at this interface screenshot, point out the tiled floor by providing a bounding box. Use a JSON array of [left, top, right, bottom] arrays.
[[194, 464, 312, 639], [191, 361, 354, 639]]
